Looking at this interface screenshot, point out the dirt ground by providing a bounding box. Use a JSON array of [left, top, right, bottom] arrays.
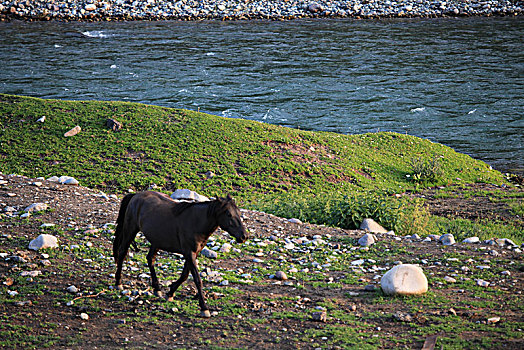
[[0, 174, 522, 349]]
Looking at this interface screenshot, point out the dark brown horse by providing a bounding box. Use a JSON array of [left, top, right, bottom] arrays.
[[112, 191, 248, 317]]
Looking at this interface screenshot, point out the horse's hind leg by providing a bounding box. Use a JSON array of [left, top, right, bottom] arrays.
[[166, 260, 190, 302], [115, 223, 139, 290], [147, 246, 162, 297], [115, 224, 139, 290], [187, 252, 210, 318]]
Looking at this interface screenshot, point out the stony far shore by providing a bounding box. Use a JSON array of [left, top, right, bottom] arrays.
[[0, 0, 522, 21]]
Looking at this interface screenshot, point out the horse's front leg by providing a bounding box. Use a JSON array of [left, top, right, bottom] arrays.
[[166, 260, 190, 302], [147, 246, 162, 297], [188, 252, 210, 318]]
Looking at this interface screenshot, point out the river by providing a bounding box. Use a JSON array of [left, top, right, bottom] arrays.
[[1, 17, 522, 174]]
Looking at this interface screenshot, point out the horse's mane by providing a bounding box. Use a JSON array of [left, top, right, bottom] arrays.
[[171, 201, 198, 216], [171, 198, 232, 217]]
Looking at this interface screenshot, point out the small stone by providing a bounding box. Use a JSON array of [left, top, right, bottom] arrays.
[[358, 233, 376, 247], [288, 218, 302, 224], [495, 238, 517, 248], [364, 284, 376, 292], [106, 118, 123, 131], [170, 189, 209, 202], [307, 2, 323, 14], [219, 243, 232, 253], [311, 311, 327, 322], [476, 279, 490, 287], [463, 236, 480, 244], [20, 271, 41, 278], [444, 276, 456, 283], [24, 203, 48, 213], [64, 177, 79, 185], [275, 271, 288, 280], [64, 125, 81, 137], [351, 259, 365, 266], [80, 313, 89, 320], [200, 248, 217, 259], [29, 234, 59, 250], [359, 218, 388, 233], [85, 4, 96, 11], [67, 285, 79, 293], [487, 316, 501, 324], [393, 311, 412, 322], [47, 176, 59, 182], [439, 234, 456, 246], [39, 223, 55, 229]]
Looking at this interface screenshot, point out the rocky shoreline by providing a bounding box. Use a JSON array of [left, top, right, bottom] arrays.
[[0, 0, 522, 21]]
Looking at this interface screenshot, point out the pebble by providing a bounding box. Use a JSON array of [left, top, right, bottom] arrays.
[[201, 248, 217, 259], [487, 316, 501, 324], [80, 313, 89, 320], [358, 233, 376, 247], [311, 311, 327, 322], [439, 233, 456, 246], [24, 203, 48, 213], [67, 285, 79, 293], [444, 276, 457, 283], [64, 125, 81, 137], [476, 279, 490, 287], [275, 271, 288, 280], [4, 0, 521, 21], [463, 236, 480, 244]]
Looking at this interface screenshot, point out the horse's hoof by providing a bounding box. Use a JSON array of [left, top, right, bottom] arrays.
[[116, 284, 124, 291], [154, 290, 163, 298], [200, 310, 211, 318]]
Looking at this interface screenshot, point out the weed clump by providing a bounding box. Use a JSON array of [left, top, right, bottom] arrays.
[[409, 156, 444, 183]]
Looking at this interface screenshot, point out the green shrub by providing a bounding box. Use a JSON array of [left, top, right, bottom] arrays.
[[409, 156, 444, 183], [251, 191, 433, 235]]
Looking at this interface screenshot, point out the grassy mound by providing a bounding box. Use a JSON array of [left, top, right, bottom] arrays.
[[1, 94, 520, 240], [0, 94, 502, 195]]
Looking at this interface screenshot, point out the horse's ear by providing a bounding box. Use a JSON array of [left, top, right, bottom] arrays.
[[226, 194, 233, 202]]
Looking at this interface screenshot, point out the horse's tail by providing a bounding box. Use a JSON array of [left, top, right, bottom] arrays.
[[113, 193, 136, 262]]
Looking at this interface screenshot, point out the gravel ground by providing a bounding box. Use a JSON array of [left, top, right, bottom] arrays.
[[0, 0, 522, 21]]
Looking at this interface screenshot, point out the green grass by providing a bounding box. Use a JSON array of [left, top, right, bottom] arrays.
[[0, 94, 503, 197], [1, 94, 521, 242]]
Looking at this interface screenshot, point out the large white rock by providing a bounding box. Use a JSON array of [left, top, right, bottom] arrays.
[[380, 264, 428, 296], [29, 234, 59, 250], [170, 189, 209, 202], [359, 218, 388, 233]]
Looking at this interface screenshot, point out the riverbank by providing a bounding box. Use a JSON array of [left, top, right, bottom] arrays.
[[0, 0, 522, 21]]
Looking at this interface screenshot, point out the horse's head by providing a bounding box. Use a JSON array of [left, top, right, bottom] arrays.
[[216, 195, 248, 243]]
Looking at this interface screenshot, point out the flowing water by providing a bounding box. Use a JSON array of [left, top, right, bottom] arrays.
[[1, 17, 522, 174]]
